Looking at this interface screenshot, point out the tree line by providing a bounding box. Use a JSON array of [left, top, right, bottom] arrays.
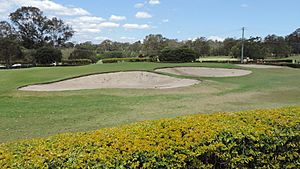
[[1, 6, 300, 68]]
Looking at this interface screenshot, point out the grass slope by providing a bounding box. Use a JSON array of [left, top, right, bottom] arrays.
[[0, 62, 300, 143]]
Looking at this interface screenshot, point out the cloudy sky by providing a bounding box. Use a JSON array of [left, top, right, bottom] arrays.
[[0, 0, 299, 43]]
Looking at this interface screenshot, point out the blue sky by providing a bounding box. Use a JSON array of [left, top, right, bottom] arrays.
[[0, 0, 299, 43]]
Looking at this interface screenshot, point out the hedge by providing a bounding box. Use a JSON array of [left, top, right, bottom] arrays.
[[0, 107, 299, 168], [102, 57, 151, 63], [61, 59, 92, 66]]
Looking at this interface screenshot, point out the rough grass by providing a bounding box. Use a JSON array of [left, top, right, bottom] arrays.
[[0, 62, 300, 143]]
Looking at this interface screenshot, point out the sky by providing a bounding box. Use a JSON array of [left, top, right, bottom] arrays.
[[0, 0, 299, 43]]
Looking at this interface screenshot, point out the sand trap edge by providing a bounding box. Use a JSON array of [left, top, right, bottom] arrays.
[[18, 70, 201, 91]]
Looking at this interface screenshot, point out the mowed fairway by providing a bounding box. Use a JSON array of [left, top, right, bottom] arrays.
[[0, 62, 299, 143]]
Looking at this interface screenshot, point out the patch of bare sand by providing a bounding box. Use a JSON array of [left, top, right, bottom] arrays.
[[19, 71, 200, 91], [237, 64, 284, 69], [155, 67, 252, 77]]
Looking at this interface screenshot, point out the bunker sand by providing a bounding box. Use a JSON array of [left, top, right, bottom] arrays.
[[155, 67, 252, 77], [19, 71, 200, 91]]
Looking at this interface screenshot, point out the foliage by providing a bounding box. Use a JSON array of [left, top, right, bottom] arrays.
[[159, 47, 198, 62], [34, 47, 62, 64], [102, 57, 151, 63], [0, 38, 23, 68], [286, 28, 300, 54], [264, 34, 291, 57], [102, 51, 125, 58], [62, 59, 92, 66], [0, 107, 299, 168], [69, 48, 97, 63], [9, 6, 74, 48], [231, 37, 270, 59]]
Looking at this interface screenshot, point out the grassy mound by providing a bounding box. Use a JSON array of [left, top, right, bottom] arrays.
[[1, 107, 299, 168]]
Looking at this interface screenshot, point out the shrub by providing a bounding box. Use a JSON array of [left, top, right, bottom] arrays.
[[102, 51, 125, 58], [159, 47, 198, 63], [69, 48, 97, 63], [61, 59, 92, 66], [34, 47, 62, 65], [102, 57, 151, 64], [0, 107, 299, 168]]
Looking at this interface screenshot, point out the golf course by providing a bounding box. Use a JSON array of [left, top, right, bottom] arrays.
[[1, 62, 299, 143]]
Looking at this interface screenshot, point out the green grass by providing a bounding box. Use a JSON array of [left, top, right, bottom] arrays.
[[0, 62, 300, 143]]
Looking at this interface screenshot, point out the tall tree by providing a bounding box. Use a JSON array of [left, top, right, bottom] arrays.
[[192, 37, 210, 56], [143, 34, 167, 57], [264, 34, 291, 58], [286, 28, 300, 54], [0, 38, 23, 68], [46, 17, 74, 47], [9, 6, 73, 48]]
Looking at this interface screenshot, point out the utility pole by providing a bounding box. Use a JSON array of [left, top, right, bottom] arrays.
[[241, 27, 245, 63]]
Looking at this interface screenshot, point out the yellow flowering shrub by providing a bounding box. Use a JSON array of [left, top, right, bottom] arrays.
[[0, 107, 299, 168]]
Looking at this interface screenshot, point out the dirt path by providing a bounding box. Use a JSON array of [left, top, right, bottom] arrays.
[[19, 71, 200, 91]]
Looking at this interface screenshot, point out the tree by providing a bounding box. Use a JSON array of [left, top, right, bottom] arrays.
[[286, 28, 300, 54], [192, 37, 210, 56], [0, 21, 17, 38], [159, 47, 197, 63], [222, 38, 238, 56], [264, 34, 291, 58], [231, 37, 270, 59], [0, 38, 23, 68], [69, 47, 97, 63], [143, 34, 167, 57], [9, 6, 73, 48], [45, 17, 74, 47], [34, 47, 62, 64]]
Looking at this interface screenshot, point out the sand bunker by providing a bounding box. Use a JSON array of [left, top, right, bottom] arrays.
[[19, 71, 200, 91], [237, 64, 284, 69], [155, 67, 252, 77]]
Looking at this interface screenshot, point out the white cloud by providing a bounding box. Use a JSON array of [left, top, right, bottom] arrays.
[[149, 0, 160, 5], [1, 0, 90, 16], [241, 4, 248, 8], [77, 16, 105, 22], [208, 36, 225, 42], [135, 12, 152, 19], [109, 15, 126, 21], [134, 3, 144, 8], [94, 36, 111, 41], [162, 19, 169, 23], [99, 22, 120, 28], [120, 36, 136, 42], [123, 24, 150, 29]]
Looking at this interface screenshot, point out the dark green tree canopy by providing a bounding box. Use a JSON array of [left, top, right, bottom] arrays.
[[0, 38, 23, 68], [159, 47, 197, 63], [9, 6, 74, 49], [34, 47, 62, 64]]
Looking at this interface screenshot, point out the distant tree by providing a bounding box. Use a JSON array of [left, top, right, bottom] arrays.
[[159, 47, 197, 62], [192, 37, 210, 56], [69, 47, 97, 63], [286, 28, 300, 54], [34, 47, 62, 64], [264, 34, 291, 58], [143, 34, 167, 57], [231, 37, 270, 59], [222, 38, 238, 56], [0, 38, 23, 68], [9, 6, 74, 48]]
